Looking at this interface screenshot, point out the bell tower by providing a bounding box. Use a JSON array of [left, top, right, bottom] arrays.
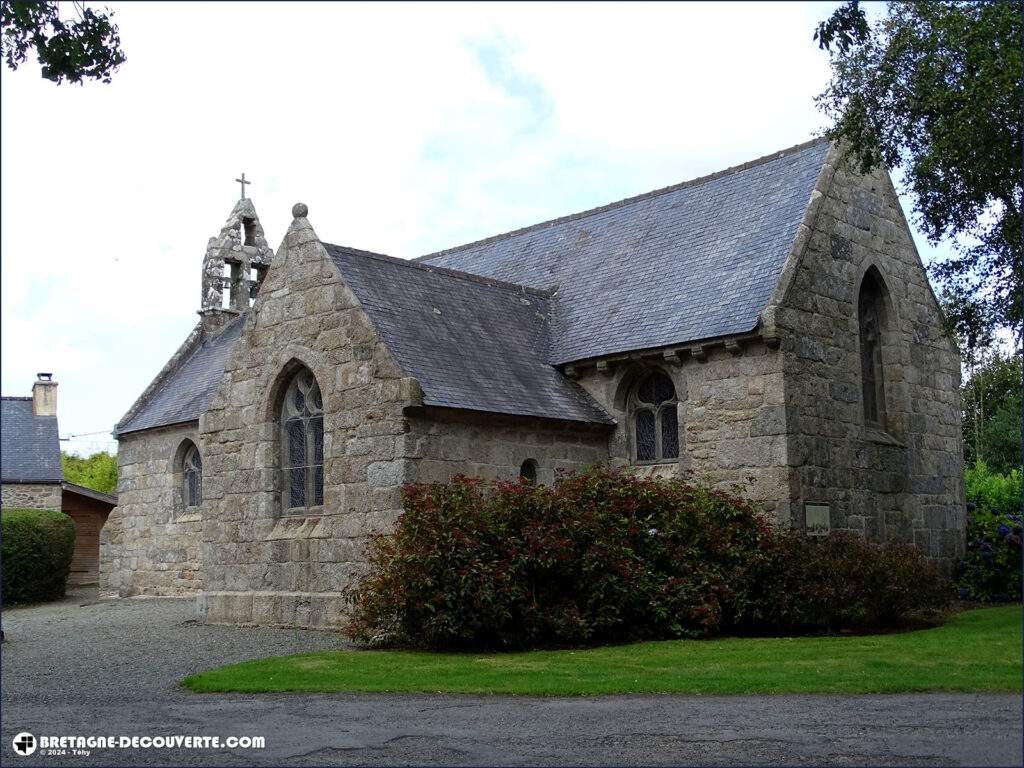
[[199, 174, 274, 335]]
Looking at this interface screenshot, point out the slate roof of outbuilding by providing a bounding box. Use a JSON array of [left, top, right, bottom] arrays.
[[115, 316, 245, 435], [420, 139, 830, 364], [326, 244, 614, 424], [1, 397, 62, 482]]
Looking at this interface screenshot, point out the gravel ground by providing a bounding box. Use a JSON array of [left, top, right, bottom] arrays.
[[1, 586, 348, 707], [1, 588, 1022, 768]]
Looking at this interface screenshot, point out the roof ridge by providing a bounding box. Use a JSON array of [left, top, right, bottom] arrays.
[[418, 137, 831, 262], [323, 242, 555, 298], [1, 396, 33, 402]]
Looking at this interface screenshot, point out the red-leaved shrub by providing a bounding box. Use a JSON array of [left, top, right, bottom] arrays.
[[343, 467, 951, 649], [732, 530, 951, 635], [342, 466, 768, 649]]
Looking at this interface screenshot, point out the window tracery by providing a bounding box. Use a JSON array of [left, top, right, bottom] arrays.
[[630, 370, 679, 463], [281, 368, 324, 512]]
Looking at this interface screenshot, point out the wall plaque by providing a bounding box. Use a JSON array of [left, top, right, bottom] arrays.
[[805, 503, 830, 536]]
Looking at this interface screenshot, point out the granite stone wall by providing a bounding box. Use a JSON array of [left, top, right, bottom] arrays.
[[198, 212, 418, 628], [573, 339, 792, 524], [99, 423, 204, 597], [767, 147, 965, 573], [1, 483, 62, 511], [406, 408, 611, 487]]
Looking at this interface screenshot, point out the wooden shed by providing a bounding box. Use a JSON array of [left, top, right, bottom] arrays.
[[61, 482, 116, 585]]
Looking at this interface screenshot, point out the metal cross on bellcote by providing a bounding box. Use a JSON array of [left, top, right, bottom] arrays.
[[236, 173, 250, 199]]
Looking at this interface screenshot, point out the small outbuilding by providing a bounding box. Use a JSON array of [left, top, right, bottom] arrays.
[[1, 375, 116, 585]]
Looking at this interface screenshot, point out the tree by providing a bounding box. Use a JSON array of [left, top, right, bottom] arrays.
[[815, 1, 1023, 341], [960, 352, 1023, 475], [1, 0, 125, 84], [61, 450, 117, 495]]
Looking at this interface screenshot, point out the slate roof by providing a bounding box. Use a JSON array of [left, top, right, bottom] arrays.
[[326, 244, 614, 424], [1, 397, 62, 482], [421, 139, 830, 364], [117, 139, 832, 433], [115, 316, 245, 435]]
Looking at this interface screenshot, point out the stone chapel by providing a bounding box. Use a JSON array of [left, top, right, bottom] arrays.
[[100, 139, 966, 627]]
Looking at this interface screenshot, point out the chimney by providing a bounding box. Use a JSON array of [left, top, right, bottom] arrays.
[[32, 373, 57, 417]]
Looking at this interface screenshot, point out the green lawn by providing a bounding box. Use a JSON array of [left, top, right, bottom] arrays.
[[183, 605, 1022, 695]]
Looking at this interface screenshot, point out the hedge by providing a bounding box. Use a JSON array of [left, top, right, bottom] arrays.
[[1, 508, 76, 605]]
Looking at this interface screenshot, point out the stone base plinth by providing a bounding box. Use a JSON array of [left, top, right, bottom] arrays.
[[198, 590, 347, 628]]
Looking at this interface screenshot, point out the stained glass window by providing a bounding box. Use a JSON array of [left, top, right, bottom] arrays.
[[630, 370, 679, 463], [281, 369, 324, 512], [636, 410, 656, 461]]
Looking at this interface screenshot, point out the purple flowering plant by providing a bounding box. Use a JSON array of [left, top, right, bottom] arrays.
[[954, 464, 1023, 603]]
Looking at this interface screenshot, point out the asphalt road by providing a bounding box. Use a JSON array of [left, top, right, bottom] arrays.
[[1, 588, 1021, 767]]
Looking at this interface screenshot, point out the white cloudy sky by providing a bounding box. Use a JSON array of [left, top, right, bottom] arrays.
[[1, 1, 949, 456]]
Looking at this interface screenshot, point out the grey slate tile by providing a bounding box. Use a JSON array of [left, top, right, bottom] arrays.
[[1, 398, 62, 482], [118, 140, 829, 433], [422, 141, 829, 364], [116, 317, 245, 435], [325, 245, 614, 425]]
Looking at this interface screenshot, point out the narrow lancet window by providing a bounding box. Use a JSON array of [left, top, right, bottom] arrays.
[[859, 270, 888, 429], [182, 443, 202, 508], [281, 368, 324, 512]]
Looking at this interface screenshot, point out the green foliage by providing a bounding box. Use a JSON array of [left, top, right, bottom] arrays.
[[816, 1, 1023, 340], [957, 463, 1024, 603], [1, 0, 125, 84], [965, 462, 1024, 514], [344, 467, 769, 649], [1, 508, 76, 605], [344, 468, 952, 650], [960, 354, 1024, 475], [813, 0, 870, 54], [735, 531, 951, 635], [61, 450, 117, 495]]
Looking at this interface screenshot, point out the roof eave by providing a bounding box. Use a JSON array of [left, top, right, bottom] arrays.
[[62, 481, 117, 506], [559, 323, 776, 376], [405, 402, 616, 427]]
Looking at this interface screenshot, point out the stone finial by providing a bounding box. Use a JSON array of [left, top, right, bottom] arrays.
[[292, 203, 308, 219]]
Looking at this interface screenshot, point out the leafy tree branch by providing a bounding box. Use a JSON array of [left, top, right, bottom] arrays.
[[816, 1, 1023, 341], [1, 0, 125, 84], [61, 450, 117, 495]]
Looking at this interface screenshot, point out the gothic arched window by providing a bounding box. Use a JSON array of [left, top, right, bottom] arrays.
[[858, 270, 888, 429], [281, 368, 324, 512], [182, 442, 202, 508], [630, 370, 679, 463]]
